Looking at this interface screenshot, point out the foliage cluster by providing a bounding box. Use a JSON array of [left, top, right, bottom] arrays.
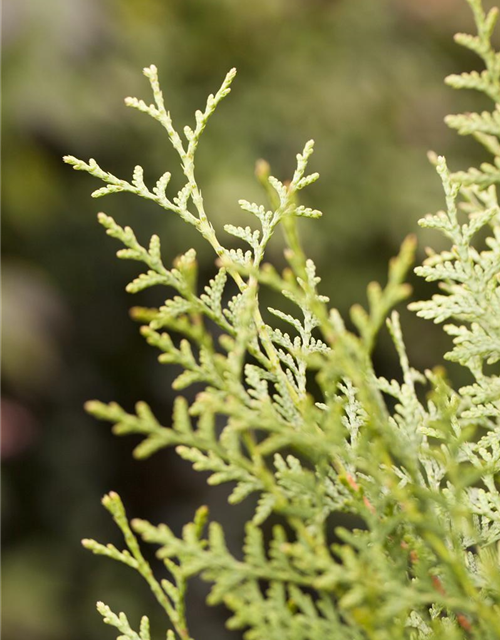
[[65, 0, 500, 637]]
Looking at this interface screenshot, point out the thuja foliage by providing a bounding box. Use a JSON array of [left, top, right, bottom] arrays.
[[65, 1, 500, 638]]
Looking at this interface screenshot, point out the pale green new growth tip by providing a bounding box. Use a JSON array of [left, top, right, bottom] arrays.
[[68, 0, 500, 638]]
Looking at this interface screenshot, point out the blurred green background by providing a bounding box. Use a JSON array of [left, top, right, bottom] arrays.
[[2, 0, 494, 638]]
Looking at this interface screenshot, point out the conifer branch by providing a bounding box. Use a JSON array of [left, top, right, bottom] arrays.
[[71, 1, 500, 637]]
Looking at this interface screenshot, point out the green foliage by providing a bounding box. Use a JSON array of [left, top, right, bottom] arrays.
[[67, 0, 500, 637]]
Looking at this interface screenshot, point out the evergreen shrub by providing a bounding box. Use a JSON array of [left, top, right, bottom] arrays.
[[65, 1, 500, 637]]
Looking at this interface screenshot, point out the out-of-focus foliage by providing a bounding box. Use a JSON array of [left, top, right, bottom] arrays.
[[2, 1, 495, 639]]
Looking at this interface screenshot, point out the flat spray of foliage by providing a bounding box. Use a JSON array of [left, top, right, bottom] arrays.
[[65, 0, 500, 638]]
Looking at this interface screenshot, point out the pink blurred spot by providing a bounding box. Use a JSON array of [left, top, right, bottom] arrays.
[[1, 398, 38, 459]]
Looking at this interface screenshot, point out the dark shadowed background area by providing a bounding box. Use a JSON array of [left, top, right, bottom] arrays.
[[2, 0, 495, 638]]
